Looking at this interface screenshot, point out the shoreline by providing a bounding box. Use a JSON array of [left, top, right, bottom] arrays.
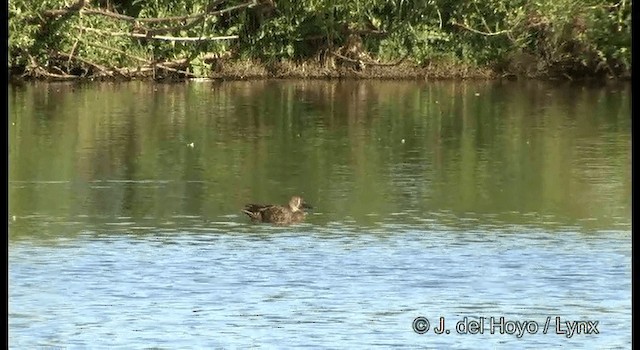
[[9, 58, 629, 83]]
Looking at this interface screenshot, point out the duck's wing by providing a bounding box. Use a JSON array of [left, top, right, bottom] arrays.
[[260, 205, 291, 224], [242, 203, 279, 222], [243, 204, 276, 213], [291, 211, 307, 223], [242, 209, 260, 221]]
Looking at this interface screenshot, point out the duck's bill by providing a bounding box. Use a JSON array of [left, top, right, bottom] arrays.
[[302, 203, 313, 210]]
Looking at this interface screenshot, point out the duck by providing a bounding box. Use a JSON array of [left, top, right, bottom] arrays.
[[242, 196, 312, 225]]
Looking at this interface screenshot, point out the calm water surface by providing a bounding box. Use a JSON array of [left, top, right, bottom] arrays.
[[9, 81, 631, 349]]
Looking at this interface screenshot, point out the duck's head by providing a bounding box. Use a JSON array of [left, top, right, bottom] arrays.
[[289, 196, 312, 212]]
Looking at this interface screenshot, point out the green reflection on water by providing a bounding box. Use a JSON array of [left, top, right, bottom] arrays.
[[8, 80, 631, 238]]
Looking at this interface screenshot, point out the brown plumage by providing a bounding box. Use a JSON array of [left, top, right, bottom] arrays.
[[242, 196, 312, 225]]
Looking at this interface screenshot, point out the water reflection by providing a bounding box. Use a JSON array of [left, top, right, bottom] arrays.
[[9, 81, 631, 237]]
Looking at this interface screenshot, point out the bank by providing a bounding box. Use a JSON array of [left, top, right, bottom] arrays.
[[9, 0, 630, 82]]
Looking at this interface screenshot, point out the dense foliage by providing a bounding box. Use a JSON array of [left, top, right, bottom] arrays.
[[8, 0, 631, 80]]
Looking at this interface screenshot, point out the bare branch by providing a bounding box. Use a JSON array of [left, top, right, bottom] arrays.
[[452, 22, 511, 36], [56, 51, 115, 77], [132, 34, 239, 42], [155, 63, 200, 77], [82, 41, 201, 77], [26, 55, 79, 80], [81, 8, 136, 22], [67, 39, 80, 66], [43, 0, 255, 26], [79, 26, 238, 41], [83, 40, 152, 64], [42, 0, 86, 18], [136, 0, 255, 23], [331, 51, 410, 67]]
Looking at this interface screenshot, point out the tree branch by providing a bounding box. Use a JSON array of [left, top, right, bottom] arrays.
[[452, 22, 511, 36], [41, 0, 255, 26], [331, 51, 410, 67], [56, 51, 116, 77], [82, 41, 201, 77], [79, 26, 238, 41]]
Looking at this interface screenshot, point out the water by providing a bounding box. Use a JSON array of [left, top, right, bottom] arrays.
[[9, 80, 631, 348]]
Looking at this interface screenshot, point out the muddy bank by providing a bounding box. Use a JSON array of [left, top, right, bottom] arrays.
[[206, 58, 497, 80], [12, 52, 628, 83], [13, 57, 584, 82]]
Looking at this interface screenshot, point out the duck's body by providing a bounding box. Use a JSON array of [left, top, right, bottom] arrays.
[[242, 196, 311, 225]]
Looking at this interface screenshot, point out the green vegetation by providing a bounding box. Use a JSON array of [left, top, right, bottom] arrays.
[[9, 0, 631, 80]]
